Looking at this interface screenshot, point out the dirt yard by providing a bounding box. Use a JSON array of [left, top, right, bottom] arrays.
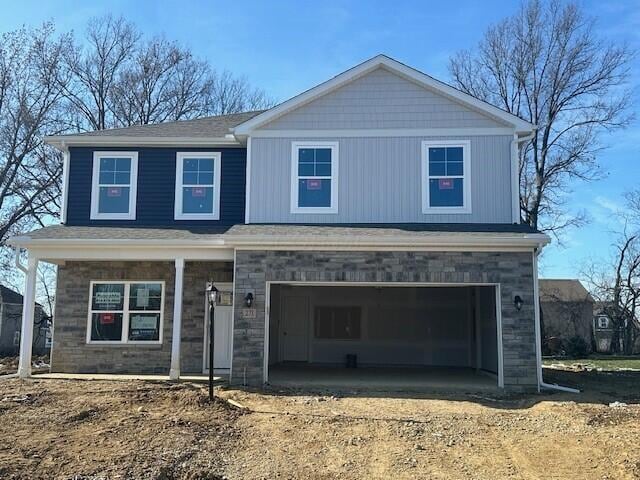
[[0, 368, 639, 479]]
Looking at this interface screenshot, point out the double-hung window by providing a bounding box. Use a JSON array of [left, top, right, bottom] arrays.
[[90, 152, 138, 220], [291, 141, 339, 213], [421, 140, 471, 214], [175, 152, 221, 220], [87, 281, 164, 344]]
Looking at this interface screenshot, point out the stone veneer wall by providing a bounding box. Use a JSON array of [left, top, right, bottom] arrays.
[[232, 250, 537, 390], [52, 261, 232, 374]]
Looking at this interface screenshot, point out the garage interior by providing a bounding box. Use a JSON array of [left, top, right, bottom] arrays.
[[267, 284, 500, 390]]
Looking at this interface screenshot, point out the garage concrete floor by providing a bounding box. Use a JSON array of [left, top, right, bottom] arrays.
[[268, 365, 498, 392]]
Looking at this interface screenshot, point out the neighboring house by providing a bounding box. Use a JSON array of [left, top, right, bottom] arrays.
[[539, 279, 594, 354], [8, 55, 550, 391], [592, 304, 617, 353], [592, 302, 640, 354], [0, 284, 49, 357]]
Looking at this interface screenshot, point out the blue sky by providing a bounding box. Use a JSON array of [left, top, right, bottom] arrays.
[[1, 0, 639, 281]]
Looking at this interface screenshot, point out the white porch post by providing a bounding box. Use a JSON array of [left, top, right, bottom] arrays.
[[169, 258, 185, 380], [17, 256, 39, 378]]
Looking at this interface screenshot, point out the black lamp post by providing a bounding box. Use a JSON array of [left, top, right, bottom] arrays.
[[206, 282, 218, 401]]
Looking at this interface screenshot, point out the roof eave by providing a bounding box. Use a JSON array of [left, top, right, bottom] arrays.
[[9, 232, 551, 250], [43, 135, 242, 150]]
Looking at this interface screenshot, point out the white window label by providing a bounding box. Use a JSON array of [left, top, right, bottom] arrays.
[[136, 288, 149, 308], [95, 291, 122, 305]]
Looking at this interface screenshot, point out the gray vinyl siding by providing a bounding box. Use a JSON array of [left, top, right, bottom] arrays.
[[249, 135, 513, 224], [262, 67, 509, 130]]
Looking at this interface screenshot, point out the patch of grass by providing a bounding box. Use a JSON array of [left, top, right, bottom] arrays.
[[543, 356, 640, 370]]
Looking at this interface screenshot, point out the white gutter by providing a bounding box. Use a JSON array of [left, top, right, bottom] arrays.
[[43, 135, 242, 150], [8, 232, 551, 250], [7, 236, 228, 248], [532, 248, 580, 393]]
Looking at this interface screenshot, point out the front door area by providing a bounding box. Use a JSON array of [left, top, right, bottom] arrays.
[[203, 282, 233, 374]]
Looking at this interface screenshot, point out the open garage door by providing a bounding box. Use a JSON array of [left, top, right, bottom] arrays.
[[267, 284, 501, 390]]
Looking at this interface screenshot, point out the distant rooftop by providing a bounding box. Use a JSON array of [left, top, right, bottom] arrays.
[[539, 279, 593, 303], [0, 284, 24, 305]]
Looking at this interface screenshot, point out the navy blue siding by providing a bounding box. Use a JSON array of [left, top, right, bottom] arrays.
[[66, 147, 246, 227]]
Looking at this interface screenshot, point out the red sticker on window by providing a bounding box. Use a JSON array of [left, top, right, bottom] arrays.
[[438, 179, 454, 190], [306, 179, 321, 190], [191, 187, 206, 197], [100, 313, 114, 325], [107, 187, 122, 197]]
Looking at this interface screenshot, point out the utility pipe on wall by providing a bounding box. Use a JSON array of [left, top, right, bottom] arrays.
[[532, 248, 580, 394]]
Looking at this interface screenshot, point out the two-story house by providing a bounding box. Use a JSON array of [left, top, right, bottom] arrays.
[[9, 55, 549, 391]]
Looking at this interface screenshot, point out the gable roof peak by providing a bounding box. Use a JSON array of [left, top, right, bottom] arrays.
[[234, 54, 535, 135]]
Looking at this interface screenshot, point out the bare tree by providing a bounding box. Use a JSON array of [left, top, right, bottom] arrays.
[[0, 24, 71, 247], [586, 232, 640, 354], [61, 15, 139, 131], [584, 192, 640, 354], [111, 37, 206, 125], [64, 16, 273, 130], [208, 70, 274, 115], [449, 0, 633, 234]]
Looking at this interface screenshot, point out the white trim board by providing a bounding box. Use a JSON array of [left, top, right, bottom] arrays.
[[234, 55, 535, 135], [44, 136, 241, 149], [244, 136, 252, 224], [60, 149, 70, 224], [250, 128, 516, 138], [262, 280, 505, 388]]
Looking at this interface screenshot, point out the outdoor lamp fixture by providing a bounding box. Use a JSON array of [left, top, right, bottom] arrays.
[[206, 282, 218, 401], [244, 292, 254, 308], [514, 295, 524, 311]]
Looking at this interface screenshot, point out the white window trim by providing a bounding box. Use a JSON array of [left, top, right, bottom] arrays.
[[174, 152, 222, 220], [90, 151, 139, 220], [86, 280, 165, 345], [598, 316, 608, 329], [421, 140, 472, 214], [290, 141, 339, 214]]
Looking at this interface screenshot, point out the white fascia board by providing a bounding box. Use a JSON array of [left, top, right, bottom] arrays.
[[233, 54, 535, 135], [44, 136, 241, 150], [251, 127, 516, 138], [24, 245, 234, 263], [7, 237, 227, 248], [9, 232, 550, 250]]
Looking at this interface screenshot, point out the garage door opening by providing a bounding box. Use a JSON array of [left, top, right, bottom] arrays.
[[266, 284, 502, 390]]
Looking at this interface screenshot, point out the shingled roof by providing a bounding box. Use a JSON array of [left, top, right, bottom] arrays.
[[539, 279, 594, 303], [44, 111, 264, 147], [0, 284, 24, 305]]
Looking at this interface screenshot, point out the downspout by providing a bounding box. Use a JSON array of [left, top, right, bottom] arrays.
[[14, 248, 28, 274], [532, 247, 580, 393], [511, 132, 536, 224]]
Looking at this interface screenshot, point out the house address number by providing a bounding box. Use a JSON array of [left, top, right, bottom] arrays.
[[240, 308, 256, 319]]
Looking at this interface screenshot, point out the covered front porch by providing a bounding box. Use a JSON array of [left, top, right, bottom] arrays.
[[8, 227, 236, 380]]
